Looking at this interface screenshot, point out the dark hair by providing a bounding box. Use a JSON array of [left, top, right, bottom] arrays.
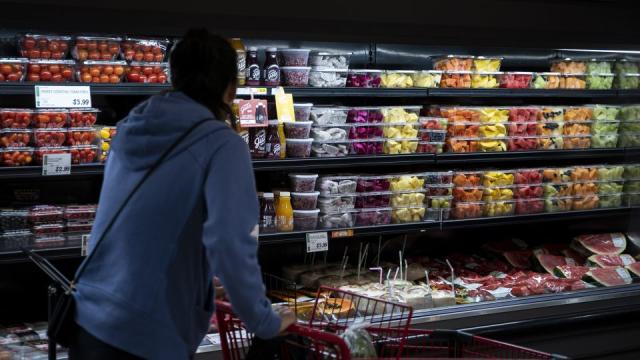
[[170, 28, 237, 124]]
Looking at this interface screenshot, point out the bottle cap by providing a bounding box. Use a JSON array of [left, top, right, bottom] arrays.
[[280, 191, 290, 197], [264, 192, 274, 198]]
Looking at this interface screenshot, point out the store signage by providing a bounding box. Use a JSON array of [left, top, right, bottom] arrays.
[[42, 153, 71, 176], [35, 85, 92, 108], [238, 99, 268, 127], [274, 88, 295, 122], [331, 229, 354, 238], [81, 234, 90, 257], [306, 232, 329, 253]]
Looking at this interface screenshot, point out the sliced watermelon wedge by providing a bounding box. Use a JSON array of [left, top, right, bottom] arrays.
[[574, 233, 626, 255], [626, 262, 640, 277], [535, 253, 576, 275], [554, 265, 590, 280], [562, 248, 587, 266], [587, 254, 636, 268], [583, 267, 633, 287], [503, 250, 533, 269]]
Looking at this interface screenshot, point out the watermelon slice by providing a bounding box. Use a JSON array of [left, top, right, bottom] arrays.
[[626, 262, 640, 277], [587, 254, 636, 268], [503, 250, 533, 269], [574, 233, 626, 255], [554, 265, 590, 280], [583, 267, 633, 287], [535, 253, 576, 275], [562, 248, 586, 266]]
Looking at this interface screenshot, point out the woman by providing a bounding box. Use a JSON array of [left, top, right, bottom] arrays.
[[69, 29, 295, 359]]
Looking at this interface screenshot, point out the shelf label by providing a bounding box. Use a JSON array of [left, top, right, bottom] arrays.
[[42, 153, 71, 176], [236, 87, 269, 96], [306, 232, 329, 253], [331, 229, 354, 238], [35, 85, 91, 108], [81, 234, 90, 257]]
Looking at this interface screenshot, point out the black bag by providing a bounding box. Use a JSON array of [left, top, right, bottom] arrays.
[[23, 117, 213, 350]]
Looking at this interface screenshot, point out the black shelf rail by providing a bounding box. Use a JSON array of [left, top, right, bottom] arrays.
[[0, 207, 633, 263]]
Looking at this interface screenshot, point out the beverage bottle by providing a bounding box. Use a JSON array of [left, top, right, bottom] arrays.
[[275, 192, 294, 232], [260, 193, 276, 233], [245, 47, 261, 86], [230, 38, 246, 86], [263, 47, 280, 86], [249, 127, 266, 159], [255, 102, 267, 124], [265, 120, 281, 159]]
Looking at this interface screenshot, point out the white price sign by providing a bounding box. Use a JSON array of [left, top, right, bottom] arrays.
[[35, 85, 91, 108], [42, 153, 71, 176], [81, 234, 90, 257], [306, 232, 329, 253]]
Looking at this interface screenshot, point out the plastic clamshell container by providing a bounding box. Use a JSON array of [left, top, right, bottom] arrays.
[[426, 195, 453, 209], [32, 222, 64, 235], [66, 127, 97, 146], [586, 73, 615, 90], [70, 145, 98, 164], [453, 186, 485, 202], [590, 105, 620, 121], [64, 204, 97, 220], [278, 49, 311, 66], [33, 109, 68, 128], [624, 164, 640, 180], [625, 192, 640, 207], [471, 71, 501, 89], [389, 174, 426, 192], [515, 198, 545, 215], [539, 107, 565, 122], [419, 129, 447, 142], [381, 106, 421, 123], [33, 128, 65, 147], [543, 182, 574, 197], [0, 109, 33, 129], [482, 170, 515, 187], [120, 37, 170, 62], [513, 184, 544, 199], [426, 207, 451, 221], [77, 60, 128, 83], [451, 201, 484, 219], [542, 167, 572, 183], [308, 52, 351, 69], [425, 184, 454, 197], [68, 108, 99, 127], [26, 59, 75, 82], [0, 208, 29, 231], [440, 71, 472, 88], [498, 72, 533, 89], [453, 171, 483, 187], [544, 196, 575, 213], [446, 137, 508, 153], [289, 173, 318, 193], [423, 171, 454, 185], [280, 66, 311, 87], [380, 123, 417, 140], [283, 121, 312, 139], [293, 103, 313, 122], [530, 72, 561, 89], [380, 70, 417, 88], [317, 175, 358, 196], [28, 205, 63, 224], [591, 133, 618, 148], [319, 210, 355, 229], [483, 200, 516, 217], [0, 58, 28, 82], [537, 121, 564, 136], [447, 121, 481, 138], [357, 176, 392, 193], [310, 106, 349, 125], [125, 62, 169, 83], [34, 146, 69, 164], [317, 194, 356, 213], [597, 180, 624, 195], [550, 59, 587, 74], [347, 107, 383, 124], [0, 230, 32, 251], [411, 70, 443, 88], [66, 219, 94, 233], [596, 165, 625, 181], [587, 60, 614, 74], [616, 73, 640, 89], [559, 74, 587, 89], [390, 190, 426, 207], [350, 123, 384, 140], [440, 106, 481, 121], [514, 168, 543, 185], [0, 147, 34, 166], [311, 139, 350, 157], [507, 121, 537, 136], [563, 121, 592, 135], [293, 209, 320, 231], [482, 186, 515, 201], [615, 59, 640, 74], [571, 182, 599, 197], [355, 191, 392, 208], [619, 132, 640, 147], [291, 191, 320, 210], [349, 139, 384, 155], [354, 207, 392, 226], [592, 120, 620, 134], [625, 179, 640, 192], [392, 206, 426, 223], [419, 117, 448, 131], [507, 136, 539, 151], [72, 36, 122, 61], [572, 195, 600, 211], [309, 68, 347, 88], [383, 138, 419, 154], [537, 136, 564, 150], [416, 141, 444, 154], [346, 69, 383, 88], [1, 129, 32, 148], [18, 34, 72, 59], [311, 124, 352, 142], [285, 138, 313, 158], [473, 57, 503, 72], [563, 135, 592, 149], [599, 193, 623, 208], [433, 55, 474, 71]]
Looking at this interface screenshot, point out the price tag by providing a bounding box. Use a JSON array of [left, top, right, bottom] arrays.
[[42, 153, 71, 176], [306, 232, 329, 253], [331, 229, 354, 238], [35, 85, 91, 108], [236, 87, 268, 96], [81, 234, 90, 257]]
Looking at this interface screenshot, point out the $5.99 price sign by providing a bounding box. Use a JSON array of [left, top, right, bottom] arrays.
[[35, 85, 92, 108], [306, 232, 329, 253]]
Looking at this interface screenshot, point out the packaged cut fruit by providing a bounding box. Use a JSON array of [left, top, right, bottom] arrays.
[[280, 66, 311, 86], [424, 171, 454, 185], [63, 204, 97, 220], [586, 73, 614, 90], [66, 219, 94, 233], [509, 107, 540, 122], [33, 109, 68, 128], [383, 138, 419, 154], [382, 123, 418, 139], [28, 205, 63, 224], [381, 106, 420, 123], [531, 72, 561, 89], [278, 49, 310, 67], [121, 37, 170, 62], [0, 58, 27, 82], [68, 109, 99, 127], [0, 109, 32, 129], [598, 181, 624, 195], [514, 168, 543, 184], [70, 145, 97, 164], [599, 193, 623, 208], [26, 60, 75, 82], [308, 51, 350, 69], [125, 62, 169, 83], [425, 184, 453, 197], [289, 174, 318, 193], [0, 208, 29, 231], [482, 186, 514, 201], [559, 74, 586, 89], [514, 184, 544, 199], [550, 59, 587, 74], [380, 70, 416, 88], [440, 107, 481, 122], [615, 59, 640, 75], [426, 195, 453, 209], [472, 57, 502, 72], [317, 175, 357, 196], [391, 191, 426, 207], [590, 105, 620, 121], [293, 103, 313, 122], [446, 122, 480, 138], [354, 207, 392, 226], [311, 125, 350, 142], [448, 137, 507, 152], [545, 196, 574, 213], [416, 141, 444, 154], [508, 122, 537, 136], [317, 194, 356, 213], [311, 107, 349, 125], [618, 132, 640, 147], [32, 222, 64, 235], [616, 73, 640, 89], [471, 72, 500, 88], [309, 68, 348, 88], [433, 55, 474, 71], [66, 128, 97, 146], [587, 60, 614, 74], [391, 206, 426, 223], [357, 176, 391, 192], [350, 139, 383, 155], [410, 70, 442, 88], [543, 182, 573, 197], [347, 107, 383, 124], [77, 60, 127, 83], [515, 198, 544, 215], [317, 210, 350, 229], [72, 36, 121, 61], [346, 69, 382, 88], [592, 120, 620, 134], [563, 135, 592, 149], [507, 136, 538, 151], [453, 171, 483, 187], [34, 128, 65, 147], [290, 191, 320, 210], [542, 168, 572, 183], [624, 164, 640, 180], [538, 107, 564, 122], [478, 107, 510, 123], [18, 34, 71, 59], [453, 186, 484, 202], [419, 117, 448, 130], [451, 201, 483, 219], [626, 179, 640, 192], [426, 207, 450, 221], [626, 192, 640, 206], [537, 136, 563, 150], [572, 195, 599, 210], [311, 140, 350, 157], [34, 147, 69, 164], [483, 200, 515, 217], [563, 121, 592, 136], [479, 123, 507, 138], [439, 71, 472, 88], [390, 174, 425, 192], [572, 182, 599, 197], [498, 72, 533, 89], [596, 165, 625, 181], [0, 148, 33, 166], [536, 122, 563, 137], [285, 138, 313, 158], [419, 129, 446, 142], [294, 209, 320, 231], [1, 129, 32, 148], [355, 192, 391, 208], [284, 121, 312, 139]]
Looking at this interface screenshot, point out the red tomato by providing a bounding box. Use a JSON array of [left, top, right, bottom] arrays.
[[51, 51, 64, 60], [142, 66, 153, 76], [109, 74, 120, 83], [143, 53, 154, 62], [98, 43, 108, 52], [0, 65, 12, 75], [28, 73, 40, 82], [89, 68, 100, 77], [49, 65, 60, 74], [77, 49, 88, 60], [37, 39, 48, 48], [113, 66, 124, 76], [62, 68, 73, 79], [0, 74, 5, 82], [49, 41, 60, 51], [127, 73, 140, 82], [100, 53, 112, 61], [87, 42, 98, 51], [51, 73, 63, 82], [147, 74, 158, 83], [40, 50, 51, 59], [154, 53, 164, 62], [88, 51, 100, 60], [76, 39, 87, 50], [99, 74, 109, 83], [40, 71, 52, 81], [24, 38, 36, 49], [152, 47, 162, 55], [157, 74, 167, 83], [92, 76, 100, 83], [108, 44, 119, 54], [28, 64, 41, 74], [7, 73, 20, 82], [103, 66, 114, 75], [29, 49, 41, 58], [133, 52, 144, 61], [60, 42, 68, 52]]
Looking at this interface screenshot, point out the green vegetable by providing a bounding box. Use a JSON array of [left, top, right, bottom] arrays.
[[592, 121, 620, 134], [625, 193, 640, 206], [619, 105, 640, 121], [616, 74, 640, 89], [592, 134, 619, 148], [624, 164, 640, 179], [599, 194, 622, 208], [597, 166, 625, 180], [586, 74, 614, 89], [588, 61, 613, 74], [598, 181, 624, 195], [620, 121, 640, 132], [618, 132, 640, 147], [592, 105, 620, 121], [624, 180, 640, 192], [615, 61, 639, 74]]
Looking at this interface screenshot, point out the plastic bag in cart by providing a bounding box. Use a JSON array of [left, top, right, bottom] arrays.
[[341, 320, 377, 359]]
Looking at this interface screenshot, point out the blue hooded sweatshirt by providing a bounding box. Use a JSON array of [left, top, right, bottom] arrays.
[[73, 91, 280, 359]]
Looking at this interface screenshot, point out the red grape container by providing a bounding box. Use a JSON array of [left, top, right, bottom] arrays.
[[18, 34, 71, 59], [63, 204, 97, 220], [28, 205, 63, 224], [0, 58, 28, 82]]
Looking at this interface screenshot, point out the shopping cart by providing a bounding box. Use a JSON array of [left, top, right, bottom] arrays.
[[215, 286, 567, 359]]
